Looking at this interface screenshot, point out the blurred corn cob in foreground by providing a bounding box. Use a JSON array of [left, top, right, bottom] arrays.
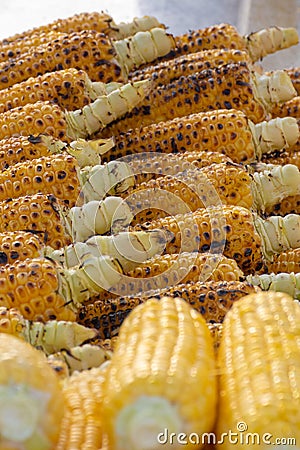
[[132, 205, 300, 274], [56, 363, 109, 449], [102, 296, 217, 449], [101, 62, 296, 136], [0, 334, 65, 448], [101, 109, 299, 164], [0, 11, 164, 46], [217, 291, 300, 447], [158, 23, 299, 63], [123, 161, 300, 219], [77, 280, 259, 338], [0, 80, 151, 142], [0, 27, 175, 89], [0, 306, 98, 355]]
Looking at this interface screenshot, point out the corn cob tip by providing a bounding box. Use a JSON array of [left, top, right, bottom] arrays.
[[245, 26, 299, 61], [68, 137, 115, 167], [254, 70, 297, 109], [251, 116, 299, 158]]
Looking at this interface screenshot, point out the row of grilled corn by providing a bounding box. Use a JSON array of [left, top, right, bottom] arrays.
[[0, 8, 299, 449]]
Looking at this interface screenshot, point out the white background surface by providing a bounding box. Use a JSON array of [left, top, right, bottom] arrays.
[[0, 0, 299, 69]]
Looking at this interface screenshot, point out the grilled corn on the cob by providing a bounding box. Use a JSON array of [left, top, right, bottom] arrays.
[[0, 28, 174, 88], [102, 109, 299, 164]]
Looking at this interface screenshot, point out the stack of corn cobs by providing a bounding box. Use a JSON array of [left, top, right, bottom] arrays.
[[0, 8, 300, 449]]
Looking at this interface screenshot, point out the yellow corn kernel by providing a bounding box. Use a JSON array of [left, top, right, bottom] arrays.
[[103, 296, 217, 449]]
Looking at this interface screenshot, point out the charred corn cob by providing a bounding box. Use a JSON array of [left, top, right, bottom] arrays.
[[247, 272, 300, 299], [102, 296, 217, 449], [101, 62, 296, 135], [132, 206, 300, 274], [217, 291, 300, 446], [0, 333, 64, 448], [102, 109, 299, 164], [265, 248, 300, 274], [0, 230, 45, 265], [0, 306, 97, 354], [161, 23, 299, 62], [0, 133, 115, 171], [0, 68, 132, 113], [0, 253, 126, 321], [0, 11, 164, 45], [0, 153, 136, 207], [91, 252, 244, 300], [0, 193, 134, 249], [271, 95, 300, 118], [130, 48, 251, 87], [48, 343, 112, 375], [77, 280, 259, 338], [0, 28, 174, 89], [123, 161, 300, 218], [0, 80, 151, 142], [56, 364, 109, 450]]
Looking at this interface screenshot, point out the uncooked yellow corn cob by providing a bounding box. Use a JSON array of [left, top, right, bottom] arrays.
[[265, 248, 300, 274], [102, 109, 299, 164], [93, 252, 244, 300], [271, 95, 300, 118], [132, 205, 300, 274], [77, 280, 259, 338], [0, 253, 126, 321], [0, 230, 45, 265], [102, 296, 217, 449], [56, 364, 109, 450], [0, 306, 97, 354], [101, 62, 296, 135], [0, 193, 134, 249], [247, 272, 300, 300], [217, 291, 300, 446], [123, 161, 300, 218], [163, 23, 299, 62], [48, 343, 112, 375], [0, 28, 175, 88], [0, 153, 135, 207], [0, 80, 151, 142], [0, 68, 130, 113], [0, 133, 115, 170], [130, 48, 251, 86], [0, 11, 164, 45], [0, 333, 64, 448]]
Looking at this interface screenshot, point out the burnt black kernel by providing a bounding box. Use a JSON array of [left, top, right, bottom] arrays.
[[201, 244, 210, 252], [0, 252, 8, 264], [224, 225, 231, 232], [63, 48, 70, 55], [244, 248, 252, 257], [34, 176, 43, 184], [222, 89, 231, 96], [224, 101, 232, 109]]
